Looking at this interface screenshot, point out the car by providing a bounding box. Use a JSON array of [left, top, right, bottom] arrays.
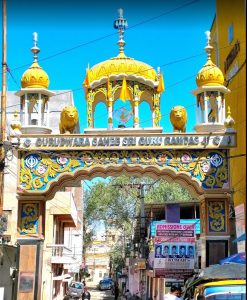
[[67, 281, 84, 299], [98, 278, 113, 290]]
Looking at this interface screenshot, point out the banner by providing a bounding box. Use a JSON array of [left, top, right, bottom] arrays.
[[154, 243, 195, 268], [155, 268, 193, 279], [156, 223, 195, 239], [153, 223, 196, 277]]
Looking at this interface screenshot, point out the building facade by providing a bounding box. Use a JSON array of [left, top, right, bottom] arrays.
[[210, 0, 246, 252], [1, 34, 83, 299]]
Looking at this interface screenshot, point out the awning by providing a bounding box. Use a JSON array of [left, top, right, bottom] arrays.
[[219, 252, 246, 265], [233, 233, 246, 243]]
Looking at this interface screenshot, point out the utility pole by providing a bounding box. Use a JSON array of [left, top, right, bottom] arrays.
[[113, 181, 158, 300], [0, 0, 7, 215], [138, 184, 146, 258], [112, 182, 156, 257]]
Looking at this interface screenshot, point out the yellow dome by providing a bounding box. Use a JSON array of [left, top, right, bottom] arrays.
[[21, 62, 49, 89], [87, 53, 158, 84], [196, 58, 224, 87]]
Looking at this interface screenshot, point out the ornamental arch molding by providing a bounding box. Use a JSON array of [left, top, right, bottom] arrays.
[[17, 147, 230, 201]]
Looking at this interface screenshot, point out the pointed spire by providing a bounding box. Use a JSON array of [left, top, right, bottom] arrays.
[[224, 106, 235, 128], [204, 30, 213, 61], [119, 77, 132, 102], [157, 66, 161, 76], [31, 32, 40, 62], [113, 8, 128, 56]]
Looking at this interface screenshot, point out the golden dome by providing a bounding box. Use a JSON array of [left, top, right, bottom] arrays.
[[84, 9, 158, 87], [87, 53, 158, 85], [21, 61, 50, 89], [196, 58, 224, 87], [196, 30, 224, 87]]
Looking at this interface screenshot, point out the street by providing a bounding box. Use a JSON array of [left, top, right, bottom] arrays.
[[85, 282, 115, 300]]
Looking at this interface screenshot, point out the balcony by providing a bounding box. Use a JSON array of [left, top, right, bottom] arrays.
[[47, 244, 76, 264]]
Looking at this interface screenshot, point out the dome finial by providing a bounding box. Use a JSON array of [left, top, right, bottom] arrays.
[[224, 106, 235, 128], [113, 8, 128, 56], [31, 32, 40, 62], [204, 30, 213, 59]]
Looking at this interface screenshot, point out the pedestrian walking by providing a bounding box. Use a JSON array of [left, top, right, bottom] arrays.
[[82, 287, 91, 300], [124, 289, 131, 300], [114, 282, 119, 300], [164, 286, 181, 300]]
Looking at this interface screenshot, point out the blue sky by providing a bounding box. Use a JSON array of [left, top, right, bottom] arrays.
[[1, 0, 216, 132]]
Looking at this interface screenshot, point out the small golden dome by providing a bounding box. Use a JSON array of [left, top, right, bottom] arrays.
[[11, 111, 22, 133], [21, 62, 50, 89], [196, 59, 224, 87], [196, 31, 224, 87], [86, 53, 158, 85], [224, 106, 235, 128]]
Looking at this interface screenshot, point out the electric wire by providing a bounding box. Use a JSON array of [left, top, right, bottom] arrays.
[[9, 0, 201, 72]]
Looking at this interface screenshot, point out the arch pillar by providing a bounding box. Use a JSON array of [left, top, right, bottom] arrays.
[[199, 193, 231, 268], [133, 84, 141, 128], [108, 98, 113, 130], [15, 199, 45, 300], [87, 90, 94, 128], [134, 97, 140, 128], [152, 93, 161, 127]]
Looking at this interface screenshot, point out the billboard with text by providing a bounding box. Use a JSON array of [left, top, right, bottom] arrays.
[[153, 223, 196, 279]]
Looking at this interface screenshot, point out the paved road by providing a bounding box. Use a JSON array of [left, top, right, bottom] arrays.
[[86, 282, 115, 300]]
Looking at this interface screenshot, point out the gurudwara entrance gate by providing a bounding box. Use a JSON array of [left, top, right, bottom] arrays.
[[8, 10, 237, 300]]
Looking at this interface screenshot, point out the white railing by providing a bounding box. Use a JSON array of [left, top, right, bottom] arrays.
[[46, 244, 76, 264]]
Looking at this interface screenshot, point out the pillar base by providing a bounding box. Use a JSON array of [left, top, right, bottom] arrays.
[[15, 239, 43, 300]]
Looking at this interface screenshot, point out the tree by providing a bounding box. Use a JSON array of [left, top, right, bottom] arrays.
[[83, 175, 195, 270]]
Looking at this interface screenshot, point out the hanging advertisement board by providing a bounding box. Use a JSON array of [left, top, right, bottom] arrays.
[[153, 223, 196, 279]]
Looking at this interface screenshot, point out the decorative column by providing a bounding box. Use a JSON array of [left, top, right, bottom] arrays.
[[153, 93, 161, 127], [134, 98, 139, 128], [16, 199, 45, 300], [196, 95, 200, 124], [46, 99, 50, 127], [222, 93, 226, 123], [24, 95, 28, 126], [87, 90, 94, 128], [204, 92, 209, 123], [133, 84, 140, 128], [108, 99, 113, 130], [38, 93, 42, 126], [216, 93, 221, 123], [199, 195, 230, 268]]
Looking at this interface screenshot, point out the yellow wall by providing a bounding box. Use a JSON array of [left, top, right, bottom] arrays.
[[211, 0, 246, 214]]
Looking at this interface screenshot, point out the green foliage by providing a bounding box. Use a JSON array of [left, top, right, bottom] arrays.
[[79, 269, 90, 279], [83, 175, 195, 269], [144, 180, 193, 203], [110, 243, 125, 271]]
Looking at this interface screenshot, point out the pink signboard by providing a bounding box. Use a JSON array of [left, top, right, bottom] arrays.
[[155, 268, 193, 279], [153, 223, 196, 278]]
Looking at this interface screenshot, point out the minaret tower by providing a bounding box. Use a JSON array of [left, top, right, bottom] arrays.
[[15, 32, 55, 134], [193, 31, 231, 133]]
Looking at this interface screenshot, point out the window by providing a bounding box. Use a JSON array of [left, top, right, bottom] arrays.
[[228, 24, 234, 44]]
